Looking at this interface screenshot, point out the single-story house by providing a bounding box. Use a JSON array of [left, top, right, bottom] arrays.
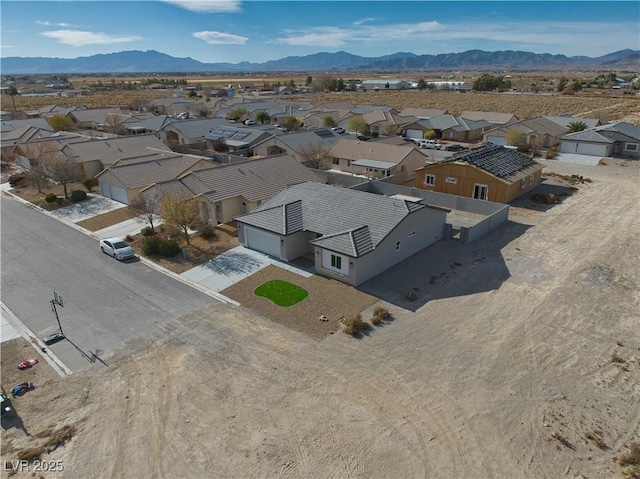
[[403, 115, 492, 142], [399, 108, 448, 119], [143, 154, 324, 224], [414, 144, 544, 203], [205, 126, 274, 155], [235, 181, 449, 286], [460, 111, 519, 126], [1, 126, 76, 161], [252, 129, 340, 165], [483, 116, 568, 148], [559, 121, 640, 158], [158, 118, 229, 148], [96, 153, 213, 204], [327, 139, 427, 182], [543, 116, 600, 130]]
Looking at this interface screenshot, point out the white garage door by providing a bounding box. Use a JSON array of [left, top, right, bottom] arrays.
[[245, 226, 281, 258], [100, 182, 111, 198], [577, 143, 608, 157], [110, 185, 129, 204], [560, 142, 578, 153], [406, 129, 423, 139], [487, 136, 507, 146]]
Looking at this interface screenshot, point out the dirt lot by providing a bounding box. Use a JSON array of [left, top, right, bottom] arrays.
[[1, 158, 639, 479]]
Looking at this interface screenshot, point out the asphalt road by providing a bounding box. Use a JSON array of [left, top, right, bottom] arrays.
[[1, 194, 218, 371]]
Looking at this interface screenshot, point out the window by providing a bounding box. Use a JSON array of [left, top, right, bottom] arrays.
[[332, 158, 339, 165], [530, 174, 534, 184], [396, 241, 400, 251], [445, 176, 458, 184], [625, 143, 638, 151], [330, 255, 342, 269], [521, 178, 527, 189], [473, 183, 488, 200], [424, 174, 436, 186], [347, 160, 351, 167], [401, 165, 406, 172]]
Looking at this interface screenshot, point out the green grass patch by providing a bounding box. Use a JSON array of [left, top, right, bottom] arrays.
[[254, 280, 309, 307]]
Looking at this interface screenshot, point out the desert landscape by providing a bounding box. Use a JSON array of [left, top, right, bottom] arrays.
[[1, 155, 638, 478]]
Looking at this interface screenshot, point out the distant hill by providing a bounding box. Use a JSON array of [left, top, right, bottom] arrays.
[[1, 49, 638, 74]]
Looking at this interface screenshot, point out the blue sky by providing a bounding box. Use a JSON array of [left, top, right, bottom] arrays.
[[1, 1, 638, 63]]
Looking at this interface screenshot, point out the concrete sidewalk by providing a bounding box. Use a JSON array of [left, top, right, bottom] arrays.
[[49, 194, 127, 222]]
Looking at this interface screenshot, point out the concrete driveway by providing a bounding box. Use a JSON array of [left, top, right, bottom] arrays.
[[95, 215, 163, 239], [553, 153, 603, 166], [180, 246, 312, 292], [50, 194, 126, 222]]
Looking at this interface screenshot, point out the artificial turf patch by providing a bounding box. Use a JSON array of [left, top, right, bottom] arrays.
[[254, 279, 309, 307]]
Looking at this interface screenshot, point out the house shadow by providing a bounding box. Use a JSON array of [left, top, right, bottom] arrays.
[[510, 180, 579, 213], [1, 409, 30, 436], [201, 250, 264, 276], [358, 220, 532, 312]]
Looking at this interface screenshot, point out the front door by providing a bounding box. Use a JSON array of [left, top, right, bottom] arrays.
[[473, 183, 488, 200]]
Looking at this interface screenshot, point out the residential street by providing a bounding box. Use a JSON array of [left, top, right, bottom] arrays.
[[0, 194, 218, 372]]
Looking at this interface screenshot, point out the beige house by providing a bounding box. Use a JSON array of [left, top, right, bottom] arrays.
[[143, 155, 323, 224], [327, 139, 427, 182], [483, 116, 568, 148]]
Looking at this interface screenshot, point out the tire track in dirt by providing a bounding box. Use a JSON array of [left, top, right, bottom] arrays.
[[110, 359, 143, 479]]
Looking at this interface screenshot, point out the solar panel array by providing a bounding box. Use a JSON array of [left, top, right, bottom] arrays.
[[208, 128, 251, 141], [455, 144, 534, 178], [314, 129, 334, 138]]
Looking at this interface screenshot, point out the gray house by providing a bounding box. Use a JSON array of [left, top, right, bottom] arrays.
[[235, 182, 449, 286], [559, 122, 640, 158]]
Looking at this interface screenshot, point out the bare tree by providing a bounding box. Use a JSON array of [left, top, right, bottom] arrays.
[[384, 123, 401, 136], [299, 142, 331, 169], [505, 129, 526, 148], [7, 85, 19, 111], [18, 142, 60, 193], [130, 193, 161, 232], [104, 113, 126, 134], [347, 116, 368, 135], [49, 159, 83, 199], [160, 193, 201, 245], [211, 138, 229, 153], [45, 113, 74, 132]]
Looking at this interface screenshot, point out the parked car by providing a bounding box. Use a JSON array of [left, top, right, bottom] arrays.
[[244, 119, 256, 125], [356, 135, 370, 141], [446, 144, 469, 152], [100, 237, 135, 260], [331, 127, 345, 134], [43, 331, 65, 345]]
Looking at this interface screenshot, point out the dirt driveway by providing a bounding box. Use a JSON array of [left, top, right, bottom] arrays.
[[1, 158, 638, 479]]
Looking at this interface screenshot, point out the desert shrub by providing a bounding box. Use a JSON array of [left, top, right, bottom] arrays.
[[371, 306, 390, 325], [199, 225, 217, 241], [125, 234, 134, 243], [141, 226, 155, 237], [82, 178, 98, 192], [583, 430, 607, 449], [163, 223, 181, 238], [619, 442, 640, 466], [611, 351, 625, 363], [159, 238, 180, 257], [44, 193, 57, 203], [141, 236, 161, 255], [546, 146, 558, 159], [371, 131, 379, 138], [70, 190, 87, 203], [343, 313, 369, 336]]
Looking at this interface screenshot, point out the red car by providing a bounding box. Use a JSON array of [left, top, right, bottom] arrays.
[[18, 358, 39, 370]]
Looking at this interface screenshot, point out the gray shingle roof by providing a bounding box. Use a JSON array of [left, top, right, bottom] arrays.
[[148, 179, 197, 199], [236, 182, 429, 257], [597, 121, 640, 141], [444, 144, 541, 179], [188, 154, 323, 203], [560, 130, 613, 143]]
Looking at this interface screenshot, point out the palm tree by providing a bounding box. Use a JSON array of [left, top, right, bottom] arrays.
[[256, 111, 271, 125], [567, 121, 588, 132]]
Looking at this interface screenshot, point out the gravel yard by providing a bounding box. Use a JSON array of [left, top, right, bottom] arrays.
[[222, 265, 379, 339]]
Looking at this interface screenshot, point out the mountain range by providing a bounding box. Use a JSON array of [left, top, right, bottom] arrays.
[[2, 49, 639, 74]]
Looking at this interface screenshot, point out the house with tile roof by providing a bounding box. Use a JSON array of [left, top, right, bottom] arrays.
[[252, 129, 340, 165], [399, 108, 448, 119], [1, 126, 78, 161], [483, 116, 568, 148], [96, 153, 214, 204], [143, 154, 324, 224], [235, 181, 449, 286], [415, 144, 544, 203], [403, 115, 492, 142], [559, 121, 640, 158], [460, 111, 519, 126], [205, 126, 274, 155], [327, 139, 427, 182]]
